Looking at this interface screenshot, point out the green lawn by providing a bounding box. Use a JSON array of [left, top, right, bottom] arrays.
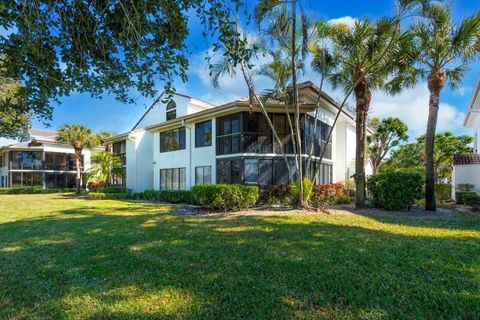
[[0, 194, 479, 319]]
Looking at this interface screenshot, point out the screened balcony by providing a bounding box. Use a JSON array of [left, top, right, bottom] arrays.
[[216, 112, 332, 159]]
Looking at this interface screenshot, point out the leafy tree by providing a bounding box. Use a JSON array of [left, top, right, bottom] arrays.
[[0, 79, 30, 140], [403, 4, 480, 211], [419, 132, 473, 182], [383, 142, 423, 173], [383, 131, 473, 182], [367, 117, 408, 174], [0, 62, 30, 139], [0, 0, 245, 121], [57, 124, 100, 194], [88, 151, 123, 186]]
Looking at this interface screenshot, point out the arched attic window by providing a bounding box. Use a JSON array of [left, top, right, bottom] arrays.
[[166, 100, 176, 121]]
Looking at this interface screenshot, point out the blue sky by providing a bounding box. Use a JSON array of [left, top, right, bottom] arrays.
[[3, 0, 480, 145]]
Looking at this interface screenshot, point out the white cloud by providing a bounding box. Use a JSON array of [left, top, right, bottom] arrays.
[[327, 16, 357, 28], [370, 83, 467, 139], [452, 85, 472, 97]]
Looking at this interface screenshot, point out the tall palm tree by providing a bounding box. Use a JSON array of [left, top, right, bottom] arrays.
[[89, 151, 123, 186], [57, 124, 99, 194], [406, 5, 480, 211], [327, 18, 402, 208]]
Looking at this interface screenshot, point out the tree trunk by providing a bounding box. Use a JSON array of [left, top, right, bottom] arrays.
[[354, 77, 371, 209], [75, 149, 82, 195], [372, 160, 380, 175], [425, 70, 445, 211]]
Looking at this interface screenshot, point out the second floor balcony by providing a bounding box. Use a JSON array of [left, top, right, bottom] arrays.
[[217, 132, 332, 159]]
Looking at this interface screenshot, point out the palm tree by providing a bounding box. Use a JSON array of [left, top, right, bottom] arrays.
[[57, 124, 99, 194], [88, 151, 123, 186], [327, 18, 402, 208], [405, 5, 480, 211], [254, 0, 312, 207], [97, 131, 115, 152]]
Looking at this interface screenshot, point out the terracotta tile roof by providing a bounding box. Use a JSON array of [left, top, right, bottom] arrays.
[[453, 154, 480, 165]]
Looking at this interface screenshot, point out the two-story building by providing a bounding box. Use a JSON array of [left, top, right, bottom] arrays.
[[104, 82, 364, 192], [0, 128, 96, 188]]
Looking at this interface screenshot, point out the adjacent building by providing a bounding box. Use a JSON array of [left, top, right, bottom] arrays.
[[0, 129, 96, 188], [452, 77, 480, 197], [104, 81, 365, 192]]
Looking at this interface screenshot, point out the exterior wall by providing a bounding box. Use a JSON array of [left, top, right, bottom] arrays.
[[333, 119, 356, 182], [125, 130, 154, 192], [452, 164, 480, 197], [134, 95, 212, 130], [152, 119, 216, 190]]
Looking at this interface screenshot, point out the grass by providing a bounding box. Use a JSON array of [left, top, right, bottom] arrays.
[[1, 194, 480, 319]]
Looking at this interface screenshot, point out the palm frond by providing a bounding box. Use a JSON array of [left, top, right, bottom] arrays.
[[254, 0, 283, 25]]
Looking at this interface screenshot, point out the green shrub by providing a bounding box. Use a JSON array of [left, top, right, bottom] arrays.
[[290, 178, 314, 206], [335, 194, 354, 204], [456, 183, 475, 193], [87, 192, 138, 200], [260, 185, 292, 206], [435, 183, 452, 202], [367, 171, 423, 211], [142, 190, 192, 203], [0, 187, 66, 194], [97, 186, 132, 194], [191, 184, 259, 211], [462, 193, 480, 207]]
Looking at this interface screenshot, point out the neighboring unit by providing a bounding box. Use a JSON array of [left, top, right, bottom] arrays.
[[104, 82, 366, 192], [0, 129, 97, 188], [453, 77, 480, 197]]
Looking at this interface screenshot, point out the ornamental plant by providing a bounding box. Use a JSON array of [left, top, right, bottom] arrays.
[[367, 171, 423, 211]]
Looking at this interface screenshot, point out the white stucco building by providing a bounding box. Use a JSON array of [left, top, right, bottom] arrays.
[[0, 128, 98, 188], [104, 82, 367, 192], [452, 78, 480, 197]]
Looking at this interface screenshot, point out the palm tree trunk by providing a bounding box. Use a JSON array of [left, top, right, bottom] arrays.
[[425, 71, 445, 212], [425, 92, 440, 211], [75, 149, 82, 194], [354, 83, 371, 209]]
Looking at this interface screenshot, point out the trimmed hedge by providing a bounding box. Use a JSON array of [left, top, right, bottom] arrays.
[[367, 171, 423, 211], [87, 192, 139, 200], [142, 190, 192, 204], [0, 187, 72, 194], [97, 186, 132, 194], [462, 193, 480, 207], [191, 184, 259, 211]]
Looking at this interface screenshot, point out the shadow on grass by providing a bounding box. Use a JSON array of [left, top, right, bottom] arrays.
[[0, 203, 479, 319]]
